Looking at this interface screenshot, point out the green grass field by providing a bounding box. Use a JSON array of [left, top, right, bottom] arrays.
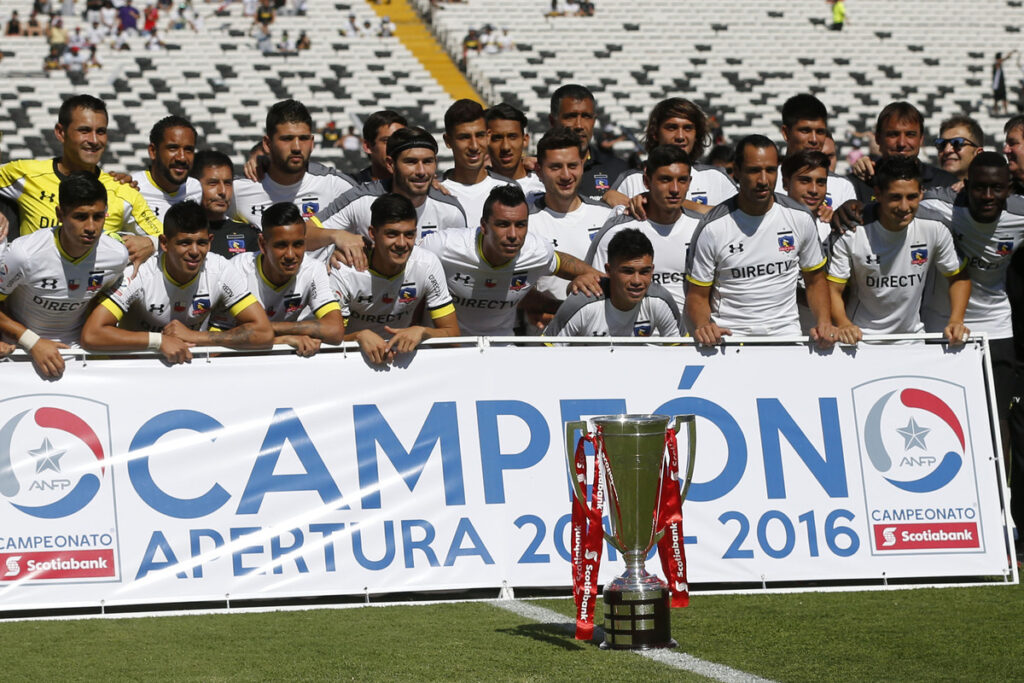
[[1, 581, 1020, 681]]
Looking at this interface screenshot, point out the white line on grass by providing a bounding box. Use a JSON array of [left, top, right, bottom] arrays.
[[489, 599, 777, 683]]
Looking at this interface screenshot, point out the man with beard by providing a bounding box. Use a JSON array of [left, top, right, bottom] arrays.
[[131, 115, 202, 219]]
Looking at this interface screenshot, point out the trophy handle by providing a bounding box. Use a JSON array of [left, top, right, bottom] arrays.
[[673, 414, 697, 503], [564, 420, 590, 505]]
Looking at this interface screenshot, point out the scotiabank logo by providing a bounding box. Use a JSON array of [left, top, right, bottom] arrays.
[[872, 523, 980, 550], [0, 550, 115, 580]]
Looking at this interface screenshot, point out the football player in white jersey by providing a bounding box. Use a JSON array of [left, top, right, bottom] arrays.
[[353, 110, 407, 184], [420, 184, 602, 337], [485, 103, 544, 197], [220, 202, 343, 356], [545, 228, 681, 338], [605, 97, 736, 210], [685, 135, 838, 346], [523, 127, 614, 329], [313, 127, 466, 242], [588, 145, 702, 326], [131, 115, 202, 219], [0, 172, 130, 377], [332, 193, 459, 364], [81, 200, 273, 363], [441, 99, 516, 227], [232, 99, 364, 267], [827, 155, 969, 344]]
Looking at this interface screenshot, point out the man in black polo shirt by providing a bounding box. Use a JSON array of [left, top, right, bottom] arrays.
[[191, 150, 259, 259], [548, 84, 628, 202]]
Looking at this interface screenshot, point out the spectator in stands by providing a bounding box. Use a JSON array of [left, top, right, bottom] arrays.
[[340, 14, 358, 36], [442, 99, 515, 227], [685, 135, 836, 345], [46, 17, 68, 54], [60, 45, 90, 77], [23, 12, 44, 37], [254, 0, 274, 27], [276, 29, 296, 52], [86, 0, 103, 24], [579, 0, 595, 16], [118, 0, 141, 34], [847, 102, 957, 202], [935, 115, 983, 183], [192, 150, 261, 258], [86, 21, 107, 48], [101, 2, 118, 34], [993, 51, 1015, 115], [419, 184, 602, 336], [496, 29, 514, 51], [315, 126, 467, 241], [331, 193, 459, 365], [549, 84, 628, 202], [88, 45, 103, 69], [1004, 115, 1024, 194], [461, 29, 480, 66], [828, 0, 846, 30], [43, 45, 63, 70], [322, 121, 341, 148], [341, 127, 361, 152], [588, 145, 701, 327], [296, 30, 310, 50], [545, 229, 681, 339], [254, 21, 272, 53], [380, 16, 396, 37], [484, 103, 543, 196], [113, 26, 131, 50], [354, 110, 408, 183], [68, 26, 87, 51], [146, 27, 167, 50], [6, 11, 23, 36], [142, 4, 158, 34]]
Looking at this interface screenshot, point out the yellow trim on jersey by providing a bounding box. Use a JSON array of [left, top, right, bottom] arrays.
[[476, 230, 513, 269], [553, 251, 561, 273], [941, 257, 968, 278], [162, 257, 200, 289], [825, 275, 848, 284], [429, 302, 456, 320], [53, 228, 96, 265], [367, 249, 406, 280], [685, 274, 714, 287], [257, 254, 296, 292], [100, 297, 126, 320], [0, 293, 8, 302], [309, 216, 324, 229], [313, 301, 341, 318], [229, 293, 258, 316], [144, 169, 182, 198], [801, 256, 828, 273]]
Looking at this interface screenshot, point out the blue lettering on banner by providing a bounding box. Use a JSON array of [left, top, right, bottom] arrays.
[[354, 402, 465, 509], [188, 528, 224, 578], [352, 521, 396, 570], [477, 400, 549, 504], [757, 398, 848, 499]]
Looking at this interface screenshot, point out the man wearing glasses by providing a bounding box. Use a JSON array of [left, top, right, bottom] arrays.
[[935, 116, 984, 184]]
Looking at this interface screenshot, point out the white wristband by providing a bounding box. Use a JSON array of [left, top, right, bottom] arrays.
[[147, 332, 162, 351], [17, 330, 40, 351]]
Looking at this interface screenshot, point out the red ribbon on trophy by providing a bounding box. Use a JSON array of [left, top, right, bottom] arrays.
[[570, 426, 605, 640], [656, 428, 689, 608]]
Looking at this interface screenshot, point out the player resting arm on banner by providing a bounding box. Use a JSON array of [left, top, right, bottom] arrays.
[[331, 193, 459, 365], [0, 172, 131, 378], [80, 201, 273, 363], [214, 202, 344, 356]]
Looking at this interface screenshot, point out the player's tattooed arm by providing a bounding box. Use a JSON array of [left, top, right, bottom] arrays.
[[164, 302, 274, 350], [271, 308, 345, 346], [554, 251, 603, 297]]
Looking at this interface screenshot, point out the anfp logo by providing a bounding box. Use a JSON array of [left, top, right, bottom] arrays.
[[853, 378, 969, 493], [0, 396, 112, 518]]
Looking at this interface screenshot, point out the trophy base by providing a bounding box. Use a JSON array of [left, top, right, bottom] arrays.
[[600, 579, 676, 650]]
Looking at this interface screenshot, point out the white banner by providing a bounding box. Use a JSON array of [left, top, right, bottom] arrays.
[[0, 340, 1016, 611]]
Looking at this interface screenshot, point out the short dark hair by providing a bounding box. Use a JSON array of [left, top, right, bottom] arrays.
[[607, 228, 653, 264], [386, 126, 438, 159], [705, 144, 734, 166], [643, 97, 709, 159], [536, 126, 583, 161], [260, 201, 303, 236], [190, 149, 235, 179], [444, 99, 485, 136], [873, 155, 922, 193], [734, 135, 778, 167], [481, 183, 527, 224], [645, 145, 691, 176], [1004, 115, 1024, 136], [58, 94, 107, 129], [875, 101, 924, 140], [58, 170, 107, 210], [939, 115, 983, 146], [781, 94, 829, 129], [485, 103, 529, 132], [163, 200, 209, 238], [549, 84, 595, 117], [370, 193, 417, 227], [266, 99, 313, 137], [781, 149, 830, 180], [362, 110, 408, 144], [149, 115, 198, 147], [968, 150, 1010, 176]]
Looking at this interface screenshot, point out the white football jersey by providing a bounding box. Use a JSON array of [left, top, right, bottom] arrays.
[[330, 247, 454, 335], [919, 188, 1024, 338], [587, 209, 702, 326], [686, 195, 826, 336], [130, 170, 202, 220], [0, 228, 128, 344], [419, 227, 558, 336], [775, 170, 858, 210], [544, 281, 681, 338], [516, 172, 545, 198], [224, 252, 339, 324], [232, 162, 356, 225], [441, 170, 516, 228], [528, 194, 613, 301], [613, 164, 737, 206], [313, 180, 467, 241], [100, 252, 256, 331], [827, 217, 964, 334]]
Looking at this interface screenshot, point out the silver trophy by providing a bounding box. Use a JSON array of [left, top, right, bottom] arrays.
[[565, 414, 696, 650]]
